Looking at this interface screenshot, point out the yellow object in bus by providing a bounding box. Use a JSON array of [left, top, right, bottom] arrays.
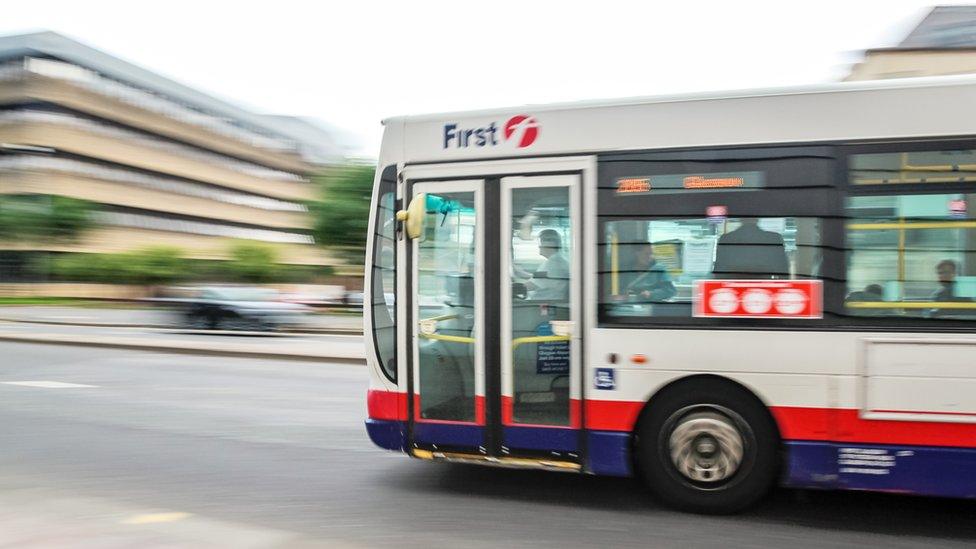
[[396, 192, 428, 239]]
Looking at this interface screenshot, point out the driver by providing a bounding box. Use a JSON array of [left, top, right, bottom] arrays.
[[515, 229, 570, 301]]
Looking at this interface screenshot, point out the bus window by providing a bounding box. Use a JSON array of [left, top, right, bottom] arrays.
[[370, 166, 397, 382], [846, 192, 976, 319], [601, 217, 822, 319]]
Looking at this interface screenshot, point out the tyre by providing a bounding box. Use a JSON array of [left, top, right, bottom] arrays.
[[634, 379, 780, 514], [186, 312, 208, 330]]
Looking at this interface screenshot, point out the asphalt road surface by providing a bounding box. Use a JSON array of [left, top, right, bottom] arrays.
[[1, 341, 974, 548]]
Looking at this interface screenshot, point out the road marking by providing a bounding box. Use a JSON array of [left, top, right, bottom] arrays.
[[122, 512, 192, 525], [2, 381, 98, 388]]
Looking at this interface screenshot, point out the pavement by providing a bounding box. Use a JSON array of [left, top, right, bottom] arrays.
[[0, 306, 364, 333], [1, 341, 975, 548]]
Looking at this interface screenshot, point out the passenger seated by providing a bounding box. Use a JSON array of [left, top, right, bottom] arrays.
[[846, 284, 887, 316], [712, 218, 789, 279], [846, 284, 883, 302], [623, 242, 676, 302], [930, 259, 974, 317]]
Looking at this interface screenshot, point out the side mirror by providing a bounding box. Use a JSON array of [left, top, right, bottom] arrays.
[[396, 192, 427, 239]]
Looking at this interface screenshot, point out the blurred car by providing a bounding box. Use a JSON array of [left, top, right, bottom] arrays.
[[182, 287, 311, 331], [343, 291, 364, 306]]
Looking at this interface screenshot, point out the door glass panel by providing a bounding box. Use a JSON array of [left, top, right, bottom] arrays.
[[416, 191, 479, 422], [509, 186, 572, 426]]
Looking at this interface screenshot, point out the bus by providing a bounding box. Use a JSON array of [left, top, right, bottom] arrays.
[[364, 75, 976, 513]]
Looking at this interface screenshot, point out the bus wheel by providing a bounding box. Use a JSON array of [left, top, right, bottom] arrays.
[[635, 380, 779, 514]]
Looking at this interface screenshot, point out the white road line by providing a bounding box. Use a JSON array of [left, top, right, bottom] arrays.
[[2, 381, 98, 388], [122, 511, 192, 525]]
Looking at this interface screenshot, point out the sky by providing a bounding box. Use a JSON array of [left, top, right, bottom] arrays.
[[0, 0, 966, 158]]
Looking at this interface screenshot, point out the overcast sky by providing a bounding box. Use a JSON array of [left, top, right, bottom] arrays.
[[0, 1, 966, 157]]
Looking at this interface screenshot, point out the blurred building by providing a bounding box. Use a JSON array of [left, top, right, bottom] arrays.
[[0, 31, 348, 278], [846, 5, 976, 80]]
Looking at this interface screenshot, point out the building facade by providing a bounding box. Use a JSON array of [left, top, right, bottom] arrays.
[[846, 5, 976, 81], [0, 31, 344, 277]]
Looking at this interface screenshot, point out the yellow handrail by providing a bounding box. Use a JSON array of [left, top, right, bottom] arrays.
[[611, 233, 619, 296], [847, 221, 976, 231], [846, 301, 976, 310], [419, 333, 476, 344], [420, 314, 459, 323], [512, 335, 571, 350]]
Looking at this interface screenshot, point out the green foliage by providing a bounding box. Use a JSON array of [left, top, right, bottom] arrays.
[[51, 246, 187, 285], [0, 195, 96, 242], [126, 246, 186, 285], [309, 164, 375, 263], [221, 241, 280, 283], [47, 244, 331, 285]]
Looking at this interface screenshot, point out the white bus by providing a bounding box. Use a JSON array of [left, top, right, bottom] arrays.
[[364, 76, 976, 513]]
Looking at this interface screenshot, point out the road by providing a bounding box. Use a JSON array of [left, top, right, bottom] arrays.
[[1, 341, 974, 548]]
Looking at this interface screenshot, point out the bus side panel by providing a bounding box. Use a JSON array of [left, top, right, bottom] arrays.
[[583, 328, 976, 498], [785, 441, 976, 498]]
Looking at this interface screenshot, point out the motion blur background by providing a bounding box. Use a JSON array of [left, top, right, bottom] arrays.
[[3, 2, 976, 547], [2, 1, 976, 320]]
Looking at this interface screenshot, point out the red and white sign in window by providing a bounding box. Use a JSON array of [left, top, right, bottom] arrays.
[[693, 280, 823, 319]]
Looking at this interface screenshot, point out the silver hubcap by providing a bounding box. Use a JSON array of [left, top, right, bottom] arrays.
[[668, 409, 744, 484]]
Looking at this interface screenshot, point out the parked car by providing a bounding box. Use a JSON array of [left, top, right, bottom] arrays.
[[182, 287, 311, 331], [343, 291, 364, 308]]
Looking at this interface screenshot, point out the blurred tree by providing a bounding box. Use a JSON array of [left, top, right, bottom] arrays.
[[51, 247, 187, 286], [0, 195, 97, 282], [309, 164, 375, 263], [0, 195, 96, 242], [126, 246, 186, 286], [223, 241, 280, 283]]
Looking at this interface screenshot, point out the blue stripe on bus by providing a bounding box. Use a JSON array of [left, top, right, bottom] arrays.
[[784, 441, 976, 498], [503, 426, 578, 452], [586, 430, 633, 477], [413, 422, 485, 448], [365, 419, 406, 451]]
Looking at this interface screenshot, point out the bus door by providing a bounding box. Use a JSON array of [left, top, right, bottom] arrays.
[[406, 174, 582, 463], [499, 175, 581, 458], [409, 180, 486, 451]]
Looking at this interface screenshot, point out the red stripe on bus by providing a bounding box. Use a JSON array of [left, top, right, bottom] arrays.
[[585, 400, 644, 431], [773, 406, 976, 448], [583, 402, 976, 448], [366, 390, 403, 421], [373, 393, 976, 449]]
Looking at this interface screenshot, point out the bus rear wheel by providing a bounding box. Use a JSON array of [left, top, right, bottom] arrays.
[[635, 381, 779, 514]]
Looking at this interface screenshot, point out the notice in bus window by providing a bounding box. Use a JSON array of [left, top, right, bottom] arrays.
[[681, 238, 717, 275], [693, 280, 823, 319], [535, 322, 570, 374]]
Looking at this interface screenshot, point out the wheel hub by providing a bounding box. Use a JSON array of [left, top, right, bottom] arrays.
[[668, 410, 744, 484]]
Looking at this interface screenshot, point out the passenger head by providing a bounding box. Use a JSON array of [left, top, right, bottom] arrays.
[[538, 229, 562, 258], [635, 242, 655, 268], [937, 260, 958, 284]]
